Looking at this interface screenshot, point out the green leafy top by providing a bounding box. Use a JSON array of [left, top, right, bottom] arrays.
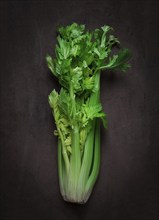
[[46, 23, 131, 94]]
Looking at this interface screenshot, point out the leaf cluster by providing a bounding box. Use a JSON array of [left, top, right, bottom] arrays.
[[47, 23, 131, 154]]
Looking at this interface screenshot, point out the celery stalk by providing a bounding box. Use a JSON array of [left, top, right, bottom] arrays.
[[47, 23, 131, 203]]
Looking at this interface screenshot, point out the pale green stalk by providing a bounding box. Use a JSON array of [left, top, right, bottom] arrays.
[[84, 120, 101, 201]]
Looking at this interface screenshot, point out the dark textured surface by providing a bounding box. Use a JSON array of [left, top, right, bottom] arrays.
[[0, 0, 159, 220]]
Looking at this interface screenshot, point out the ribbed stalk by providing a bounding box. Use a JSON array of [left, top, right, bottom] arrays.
[[84, 120, 101, 202], [58, 139, 69, 200], [89, 71, 101, 105], [57, 128, 69, 175], [66, 123, 81, 202], [76, 120, 95, 202], [58, 139, 64, 195], [65, 82, 81, 202]]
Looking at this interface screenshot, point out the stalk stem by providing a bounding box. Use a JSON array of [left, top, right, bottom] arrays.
[[84, 120, 101, 201], [57, 128, 70, 175]]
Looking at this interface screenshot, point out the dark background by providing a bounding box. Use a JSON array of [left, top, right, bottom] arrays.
[[0, 0, 159, 220]]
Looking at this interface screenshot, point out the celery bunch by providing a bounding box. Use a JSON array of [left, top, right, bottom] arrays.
[[46, 23, 131, 204]]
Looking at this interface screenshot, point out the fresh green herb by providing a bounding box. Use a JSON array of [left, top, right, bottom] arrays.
[[46, 23, 131, 204]]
